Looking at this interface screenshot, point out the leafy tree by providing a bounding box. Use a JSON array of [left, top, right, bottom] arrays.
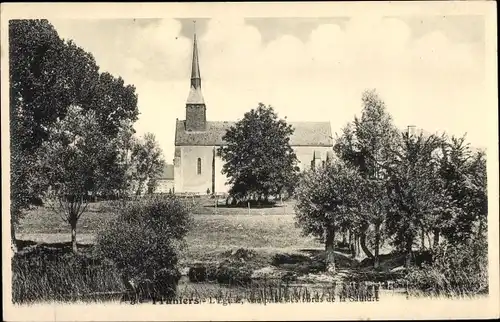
[[436, 136, 487, 246], [9, 20, 139, 252], [9, 20, 100, 250], [129, 133, 165, 196], [385, 132, 443, 268], [40, 106, 127, 253], [218, 103, 299, 203], [334, 89, 399, 266], [295, 160, 364, 273]]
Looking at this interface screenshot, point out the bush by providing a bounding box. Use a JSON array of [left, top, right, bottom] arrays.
[[188, 263, 207, 282], [216, 264, 252, 286], [188, 262, 224, 283], [405, 238, 488, 296], [96, 195, 192, 300]]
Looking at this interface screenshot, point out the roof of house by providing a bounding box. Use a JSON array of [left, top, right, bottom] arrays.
[[174, 120, 333, 147], [159, 164, 174, 180]]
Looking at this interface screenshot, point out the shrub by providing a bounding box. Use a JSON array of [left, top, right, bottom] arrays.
[[405, 238, 488, 296], [96, 195, 192, 300], [188, 262, 225, 283], [216, 264, 252, 286], [188, 263, 207, 282]]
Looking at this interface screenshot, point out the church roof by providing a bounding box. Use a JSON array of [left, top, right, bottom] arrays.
[[175, 120, 333, 147], [159, 164, 174, 180], [186, 87, 205, 104]]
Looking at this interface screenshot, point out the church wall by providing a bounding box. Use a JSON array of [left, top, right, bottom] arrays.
[[178, 146, 214, 193], [293, 146, 332, 171], [174, 145, 333, 194]]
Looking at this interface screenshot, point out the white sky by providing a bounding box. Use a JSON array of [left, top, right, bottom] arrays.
[[50, 16, 488, 163]]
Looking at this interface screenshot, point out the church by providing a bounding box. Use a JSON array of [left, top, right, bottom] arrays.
[[174, 31, 334, 194]]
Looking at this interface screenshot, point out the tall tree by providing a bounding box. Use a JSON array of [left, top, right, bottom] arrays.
[[385, 132, 442, 268], [40, 106, 124, 253], [9, 19, 139, 251], [436, 135, 487, 246], [218, 103, 299, 203], [295, 160, 363, 273], [334, 89, 400, 266], [9, 20, 100, 250]]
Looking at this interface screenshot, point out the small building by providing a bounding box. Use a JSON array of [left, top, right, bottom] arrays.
[[155, 164, 175, 194]]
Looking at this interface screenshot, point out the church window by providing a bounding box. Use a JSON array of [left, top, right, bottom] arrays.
[[197, 158, 202, 175]]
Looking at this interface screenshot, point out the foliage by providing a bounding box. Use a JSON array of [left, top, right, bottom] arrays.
[[385, 132, 443, 259], [9, 19, 139, 250], [295, 161, 363, 240], [406, 237, 488, 296], [9, 19, 78, 241], [96, 195, 192, 281], [295, 159, 364, 271], [39, 106, 126, 252], [435, 136, 488, 244], [218, 103, 299, 202], [333, 89, 400, 263], [127, 133, 166, 196]]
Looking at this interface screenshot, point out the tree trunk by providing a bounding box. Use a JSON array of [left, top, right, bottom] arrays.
[[374, 223, 381, 269], [325, 227, 336, 274], [70, 217, 78, 253], [433, 228, 440, 248], [405, 237, 413, 269], [348, 230, 356, 258], [11, 220, 18, 253], [420, 226, 426, 250], [360, 230, 374, 259], [356, 235, 360, 256], [342, 230, 347, 244]]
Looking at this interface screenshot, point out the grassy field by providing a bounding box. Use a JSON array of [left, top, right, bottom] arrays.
[[16, 198, 322, 265]]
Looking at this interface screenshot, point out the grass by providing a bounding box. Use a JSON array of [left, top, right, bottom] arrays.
[[12, 243, 124, 304], [17, 199, 321, 266]]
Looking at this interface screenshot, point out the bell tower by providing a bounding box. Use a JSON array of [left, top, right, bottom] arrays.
[[185, 22, 206, 132]]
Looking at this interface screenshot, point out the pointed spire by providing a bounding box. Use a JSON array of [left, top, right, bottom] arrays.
[[187, 20, 205, 105], [190, 21, 201, 89]]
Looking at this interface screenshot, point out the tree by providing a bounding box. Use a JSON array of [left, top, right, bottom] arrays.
[[334, 89, 400, 267], [436, 135, 487, 246], [217, 103, 299, 203], [385, 131, 443, 268], [295, 160, 364, 273], [9, 20, 100, 250], [9, 20, 139, 252], [40, 106, 126, 252], [129, 133, 165, 196]]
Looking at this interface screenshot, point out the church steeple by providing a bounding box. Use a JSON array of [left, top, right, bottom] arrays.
[[190, 31, 201, 89], [185, 21, 206, 131]]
